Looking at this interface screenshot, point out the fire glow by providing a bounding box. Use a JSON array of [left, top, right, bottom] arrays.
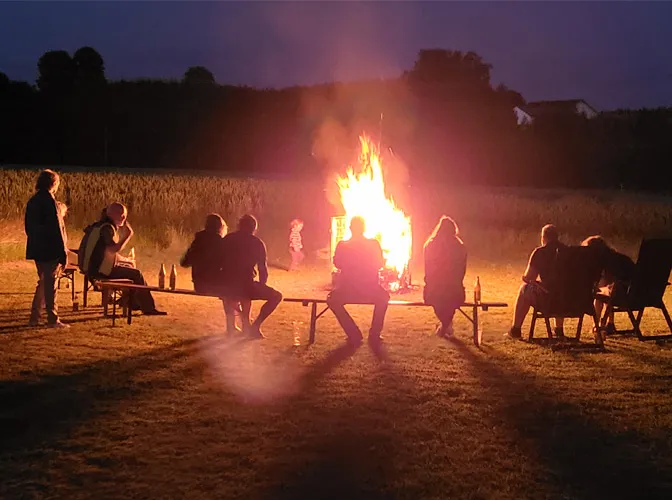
[[335, 134, 412, 291]]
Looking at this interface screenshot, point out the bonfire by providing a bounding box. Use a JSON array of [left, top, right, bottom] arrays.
[[331, 134, 412, 292]]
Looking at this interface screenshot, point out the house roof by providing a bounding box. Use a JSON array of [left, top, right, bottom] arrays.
[[516, 99, 598, 117]]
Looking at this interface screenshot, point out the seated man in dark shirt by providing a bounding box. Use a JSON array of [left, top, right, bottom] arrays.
[[507, 224, 565, 339], [327, 216, 390, 345], [181, 213, 250, 335], [221, 214, 283, 339], [80, 202, 166, 316]]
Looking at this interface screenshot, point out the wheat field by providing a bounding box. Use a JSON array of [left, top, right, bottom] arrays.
[[2, 166, 672, 264]]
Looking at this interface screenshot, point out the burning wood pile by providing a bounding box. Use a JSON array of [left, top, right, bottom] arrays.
[[330, 135, 413, 293]]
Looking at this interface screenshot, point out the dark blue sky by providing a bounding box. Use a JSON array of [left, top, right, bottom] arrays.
[[1, 1, 671, 110]]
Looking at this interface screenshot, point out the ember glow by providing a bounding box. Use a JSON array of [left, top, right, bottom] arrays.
[[336, 134, 412, 290]]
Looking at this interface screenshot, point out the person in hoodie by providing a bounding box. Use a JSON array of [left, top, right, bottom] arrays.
[[180, 213, 250, 335], [24, 169, 70, 328]]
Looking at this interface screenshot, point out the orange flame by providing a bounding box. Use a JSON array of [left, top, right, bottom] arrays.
[[336, 134, 412, 289]]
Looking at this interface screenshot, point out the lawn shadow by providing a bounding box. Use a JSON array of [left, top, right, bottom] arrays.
[[451, 336, 672, 499], [0, 336, 220, 460], [258, 350, 415, 499]]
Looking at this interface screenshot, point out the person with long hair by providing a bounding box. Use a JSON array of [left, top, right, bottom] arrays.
[[25, 169, 70, 328], [423, 216, 467, 337], [581, 235, 635, 336]]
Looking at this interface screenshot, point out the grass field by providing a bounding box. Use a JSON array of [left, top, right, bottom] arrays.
[[3, 167, 672, 498], [2, 247, 672, 498]]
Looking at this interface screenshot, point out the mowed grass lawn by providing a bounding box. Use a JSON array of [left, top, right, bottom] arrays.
[[2, 252, 672, 499]]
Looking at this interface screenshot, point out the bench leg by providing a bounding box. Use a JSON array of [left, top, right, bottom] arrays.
[[112, 289, 117, 326], [127, 290, 133, 325], [83, 275, 89, 308], [309, 302, 317, 344], [71, 273, 75, 302], [472, 304, 479, 347]]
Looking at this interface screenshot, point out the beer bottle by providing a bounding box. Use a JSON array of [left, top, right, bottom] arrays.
[[474, 276, 481, 303], [169, 264, 177, 290], [158, 264, 166, 289]]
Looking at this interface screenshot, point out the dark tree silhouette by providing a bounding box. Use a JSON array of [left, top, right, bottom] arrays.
[[73, 46, 106, 90], [407, 49, 492, 88], [37, 50, 76, 95], [183, 66, 216, 85], [0, 71, 9, 87]]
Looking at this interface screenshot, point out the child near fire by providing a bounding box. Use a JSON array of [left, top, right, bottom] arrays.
[[288, 218, 304, 271]]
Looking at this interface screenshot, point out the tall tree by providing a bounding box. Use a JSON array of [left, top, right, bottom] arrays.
[[73, 46, 106, 90], [183, 66, 216, 86], [37, 50, 76, 95], [407, 49, 492, 88]]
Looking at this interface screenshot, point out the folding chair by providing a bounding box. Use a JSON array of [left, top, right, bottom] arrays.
[[599, 238, 672, 341], [529, 246, 603, 345]]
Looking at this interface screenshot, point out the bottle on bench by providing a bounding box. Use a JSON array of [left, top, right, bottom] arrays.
[[158, 263, 166, 289], [474, 276, 481, 304], [169, 264, 177, 290]]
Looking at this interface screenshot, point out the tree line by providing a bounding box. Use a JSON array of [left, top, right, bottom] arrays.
[[1, 46, 670, 191]]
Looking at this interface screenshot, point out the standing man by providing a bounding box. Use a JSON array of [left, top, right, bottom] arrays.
[[327, 216, 390, 345], [25, 169, 69, 328], [221, 214, 283, 339]]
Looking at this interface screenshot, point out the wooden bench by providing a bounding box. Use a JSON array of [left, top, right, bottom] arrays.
[[98, 281, 507, 347], [283, 298, 508, 347]]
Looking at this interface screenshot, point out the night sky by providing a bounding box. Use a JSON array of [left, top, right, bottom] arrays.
[[1, 1, 671, 111]]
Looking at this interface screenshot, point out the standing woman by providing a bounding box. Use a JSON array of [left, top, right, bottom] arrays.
[[25, 169, 69, 328], [423, 216, 467, 337]]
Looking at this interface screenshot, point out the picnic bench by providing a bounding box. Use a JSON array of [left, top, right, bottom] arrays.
[[95, 280, 507, 347]]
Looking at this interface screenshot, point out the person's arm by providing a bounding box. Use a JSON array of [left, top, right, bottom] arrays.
[[180, 239, 197, 268], [374, 240, 385, 269], [101, 224, 124, 254], [333, 241, 344, 270], [522, 249, 540, 283], [257, 240, 269, 284], [117, 222, 134, 251]]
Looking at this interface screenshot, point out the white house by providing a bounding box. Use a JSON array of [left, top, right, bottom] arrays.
[[514, 99, 599, 126]]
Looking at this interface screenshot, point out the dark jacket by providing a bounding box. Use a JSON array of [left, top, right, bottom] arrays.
[[423, 236, 467, 307], [181, 230, 226, 290], [24, 189, 68, 264]]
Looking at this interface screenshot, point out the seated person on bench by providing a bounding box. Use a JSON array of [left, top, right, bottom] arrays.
[[79, 202, 166, 316], [327, 216, 389, 345], [581, 235, 635, 335], [180, 213, 250, 335], [221, 214, 282, 339], [507, 224, 565, 339], [423, 216, 467, 338]]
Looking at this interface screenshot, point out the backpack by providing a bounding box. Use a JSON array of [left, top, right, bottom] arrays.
[[77, 220, 112, 275]]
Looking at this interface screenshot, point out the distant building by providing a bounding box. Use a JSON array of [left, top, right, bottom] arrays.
[[513, 99, 599, 126]]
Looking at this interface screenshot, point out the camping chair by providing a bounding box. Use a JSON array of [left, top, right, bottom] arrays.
[[598, 238, 672, 341], [529, 245, 603, 344]]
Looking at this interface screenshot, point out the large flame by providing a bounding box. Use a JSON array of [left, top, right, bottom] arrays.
[[336, 134, 412, 288]]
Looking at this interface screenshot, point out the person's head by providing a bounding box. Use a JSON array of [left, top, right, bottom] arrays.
[[541, 224, 559, 246], [425, 215, 460, 248], [290, 218, 304, 231], [349, 216, 366, 238], [238, 214, 258, 235], [581, 234, 611, 252], [205, 213, 227, 237], [35, 169, 60, 194], [106, 202, 128, 227]]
